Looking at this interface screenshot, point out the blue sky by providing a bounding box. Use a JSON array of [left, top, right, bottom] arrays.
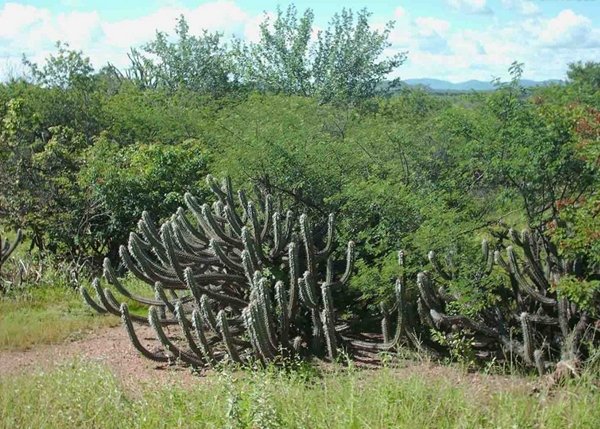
[[1, 0, 598, 81]]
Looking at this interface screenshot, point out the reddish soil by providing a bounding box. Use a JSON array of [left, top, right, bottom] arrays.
[[0, 326, 535, 394], [0, 325, 199, 389]]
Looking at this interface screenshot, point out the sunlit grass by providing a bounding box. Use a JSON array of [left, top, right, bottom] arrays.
[[0, 285, 118, 350], [0, 359, 598, 429]]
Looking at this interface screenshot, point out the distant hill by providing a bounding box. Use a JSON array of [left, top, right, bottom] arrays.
[[403, 78, 563, 92]]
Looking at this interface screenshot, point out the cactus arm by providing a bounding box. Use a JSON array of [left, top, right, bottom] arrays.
[[321, 283, 338, 360], [176, 205, 209, 243], [191, 309, 216, 363], [428, 251, 451, 280], [416, 272, 442, 311], [507, 247, 556, 306], [256, 278, 278, 349], [321, 308, 338, 360], [241, 227, 262, 269], [79, 284, 108, 313], [138, 212, 169, 265], [224, 204, 243, 237], [260, 194, 273, 242], [287, 242, 300, 319], [175, 302, 204, 360], [120, 304, 170, 363], [337, 241, 355, 286], [316, 213, 336, 258], [91, 278, 123, 318], [275, 281, 290, 348], [300, 214, 317, 276], [430, 309, 499, 338], [199, 294, 219, 334], [519, 230, 551, 291], [237, 190, 250, 221], [482, 239, 494, 275], [0, 229, 22, 265], [154, 282, 175, 313], [270, 212, 281, 258], [161, 225, 187, 283], [299, 272, 319, 309], [248, 303, 276, 360], [380, 279, 409, 350], [103, 258, 188, 307], [520, 312, 535, 365], [202, 203, 242, 247], [210, 239, 243, 272], [148, 306, 203, 366], [281, 210, 294, 245], [216, 310, 243, 363]]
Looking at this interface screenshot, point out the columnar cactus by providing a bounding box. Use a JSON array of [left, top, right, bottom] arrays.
[[378, 228, 598, 375], [81, 176, 355, 367], [0, 229, 23, 290], [0, 229, 22, 271]]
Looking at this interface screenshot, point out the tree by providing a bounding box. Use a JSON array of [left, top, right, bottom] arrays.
[[22, 42, 95, 91], [313, 8, 405, 104], [111, 16, 235, 96], [567, 61, 600, 93], [236, 6, 405, 105]]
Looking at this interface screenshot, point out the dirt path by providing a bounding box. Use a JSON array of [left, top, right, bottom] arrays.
[[0, 325, 199, 388], [0, 326, 535, 395]]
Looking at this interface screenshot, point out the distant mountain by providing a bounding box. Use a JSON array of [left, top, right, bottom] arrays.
[[403, 78, 563, 92]]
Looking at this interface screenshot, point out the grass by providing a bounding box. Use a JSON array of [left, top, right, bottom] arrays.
[[0, 359, 598, 429], [1, 231, 598, 428], [0, 285, 118, 350]]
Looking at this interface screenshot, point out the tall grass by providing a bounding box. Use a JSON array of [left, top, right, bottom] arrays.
[[0, 359, 598, 429]]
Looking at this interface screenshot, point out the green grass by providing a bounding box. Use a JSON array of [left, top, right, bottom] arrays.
[[0, 359, 598, 429], [0, 285, 118, 350]]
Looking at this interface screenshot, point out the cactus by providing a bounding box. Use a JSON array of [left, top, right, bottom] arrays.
[[0, 229, 23, 289], [81, 176, 355, 368], [374, 228, 599, 376]]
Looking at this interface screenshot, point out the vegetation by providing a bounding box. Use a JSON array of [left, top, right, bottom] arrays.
[[1, 359, 599, 429], [0, 7, 598, 424], [82, 175, 356, 364], [0, 284, 116, 350]]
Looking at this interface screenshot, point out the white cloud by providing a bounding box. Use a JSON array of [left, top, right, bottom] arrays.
[[0, 1, 599, 83], [387, 7, 600, 82], [501, 0, 540, 16], [446, 0, 493, 15], [414, 17, 450, 37], [0, 3, 51, 39], [394, 7, 406, 19], [537, 9, 596, 48], [0, 1, 260, 73]]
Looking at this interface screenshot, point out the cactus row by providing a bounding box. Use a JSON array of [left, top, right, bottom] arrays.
[[367, 228, 598, 376]]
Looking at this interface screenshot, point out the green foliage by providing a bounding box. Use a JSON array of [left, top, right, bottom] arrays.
[[78, 137, 209, 256], [119, 16, 235, 95], [23, 41, 95, 90], [0, 7, 598, 373], [237, 6, 405, 104]]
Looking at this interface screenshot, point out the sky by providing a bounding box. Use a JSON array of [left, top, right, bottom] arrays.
[[0, 0, 598, 82]]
